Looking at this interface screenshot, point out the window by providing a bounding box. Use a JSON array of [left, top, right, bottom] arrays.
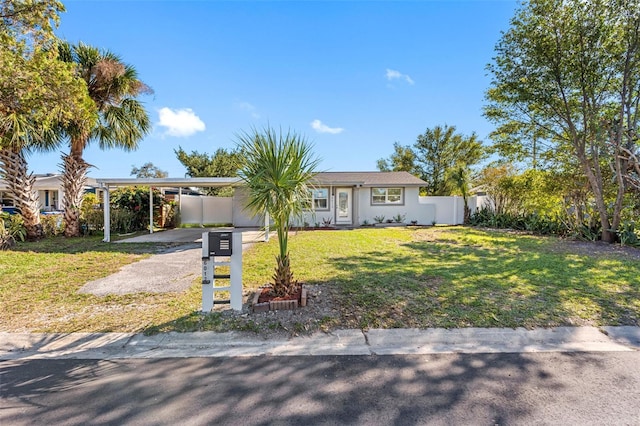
[[310, 188, 329, 210], [371, 187, 403, 205]]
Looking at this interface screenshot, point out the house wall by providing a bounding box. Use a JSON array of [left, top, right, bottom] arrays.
[[178, 187, 485, 228], [359, 187, 435, 225], [180, 194, 233, 225]]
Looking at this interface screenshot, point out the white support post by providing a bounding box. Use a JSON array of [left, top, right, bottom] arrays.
[[149, 187, 154, 234], [264, 211, 270, 242], [453, 196, 458, 225], [201, 232, 214, 312], [103, 186, 111, 242], [230, 232, 243, 311]]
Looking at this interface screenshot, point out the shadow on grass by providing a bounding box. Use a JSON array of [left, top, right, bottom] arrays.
[[324, 235, 640, 330]]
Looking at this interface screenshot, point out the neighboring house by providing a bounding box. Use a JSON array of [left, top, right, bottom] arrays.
[[0, 173, 101, 213]]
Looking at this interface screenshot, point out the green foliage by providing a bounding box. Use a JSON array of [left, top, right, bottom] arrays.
[[378, 125, 485, 195], [130, 162, 168, 178], [175, 146, 243, 196], [110, 187, 166, 233], [79, 193, 103, 235], [0, 212, 26, 249], [40, 214, 63, 237], [617, 221, 640, 248], [485, 0, 640, 242], [237, 126, 320, 296]]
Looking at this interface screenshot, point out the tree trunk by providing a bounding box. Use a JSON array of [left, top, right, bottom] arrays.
[[61, 152, 91, 237], [0, 147, 43, 240]]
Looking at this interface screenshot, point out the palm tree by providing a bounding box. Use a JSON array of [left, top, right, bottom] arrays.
[[58, 42, 151, 237], [447, 164, 472, 223], [237, 127, 320, 297], [1, 46, 95, 240]]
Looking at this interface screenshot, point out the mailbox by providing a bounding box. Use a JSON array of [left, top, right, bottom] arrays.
[[206, 232, 233, 256]]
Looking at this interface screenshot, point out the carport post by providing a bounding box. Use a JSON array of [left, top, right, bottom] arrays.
[[264, 211, 270, 242], [149, 187, 153, 234], [102, 186, 111, 243]]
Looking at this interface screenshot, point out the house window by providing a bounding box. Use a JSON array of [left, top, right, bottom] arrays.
[[371, 187, 403, 205], [310, 188, 329, 210]]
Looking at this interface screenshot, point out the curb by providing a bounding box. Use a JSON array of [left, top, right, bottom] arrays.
[[1, 326, 638, 360]]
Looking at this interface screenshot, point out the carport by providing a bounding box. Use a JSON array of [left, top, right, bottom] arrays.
[[96, 177, 268, 242]]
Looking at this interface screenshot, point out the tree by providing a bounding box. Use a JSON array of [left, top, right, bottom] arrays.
[[0, 1, 95, 239], [237, 127, 320, 297], [485, 0, 640, 243], [58, 42, 151, 237], [447, 164, 472, 223], [376, 142, 419, 175], [378, 125, 485, 195], [175, 146, 242, 196], [131, 162, 168, 178]]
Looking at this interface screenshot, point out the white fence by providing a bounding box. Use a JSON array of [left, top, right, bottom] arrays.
[[179, 193, 490, 227], [180, 194, 233, 226]]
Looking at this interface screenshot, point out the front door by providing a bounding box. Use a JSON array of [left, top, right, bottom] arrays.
[[336, 188, 352, 224]]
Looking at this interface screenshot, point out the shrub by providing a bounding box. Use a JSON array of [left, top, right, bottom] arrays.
[[0, 212, 26, 250], [41, 214, 64, 237]]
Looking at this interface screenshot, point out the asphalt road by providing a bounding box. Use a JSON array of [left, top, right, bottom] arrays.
[[2, 352, 639, 425]]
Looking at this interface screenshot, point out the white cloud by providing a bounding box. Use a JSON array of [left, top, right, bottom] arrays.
[[235, 101, 260, 119], [385, 68, 415, 85], [157, 107, 205, 137], [310, 119, 344, 134]]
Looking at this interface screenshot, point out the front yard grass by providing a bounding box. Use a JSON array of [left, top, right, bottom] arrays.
[[1, 227, 639, 334]]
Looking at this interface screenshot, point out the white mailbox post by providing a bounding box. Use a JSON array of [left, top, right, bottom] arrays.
[[201, 231, 243, 312]]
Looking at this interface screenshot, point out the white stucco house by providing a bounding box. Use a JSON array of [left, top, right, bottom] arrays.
[[232, 171, 432, 227], [0, 173, 101, 213]]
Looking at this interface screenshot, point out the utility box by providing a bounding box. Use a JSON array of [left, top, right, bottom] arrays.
[[204, 232, 233, 257]]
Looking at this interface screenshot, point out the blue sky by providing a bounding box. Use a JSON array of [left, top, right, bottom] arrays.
[[30, 0, 518, 178]]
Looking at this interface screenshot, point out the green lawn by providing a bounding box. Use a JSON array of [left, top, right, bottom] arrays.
[[1, 227, 639, 334]]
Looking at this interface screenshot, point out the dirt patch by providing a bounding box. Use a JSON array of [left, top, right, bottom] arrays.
[[213, 284, 342, 338]]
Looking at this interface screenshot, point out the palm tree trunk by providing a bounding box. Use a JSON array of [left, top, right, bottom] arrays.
[[0, 147, 43, 240], [61, 152, 91, 237]]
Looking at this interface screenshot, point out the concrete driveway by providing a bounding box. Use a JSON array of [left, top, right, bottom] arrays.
[[81, 227, 270, 296]]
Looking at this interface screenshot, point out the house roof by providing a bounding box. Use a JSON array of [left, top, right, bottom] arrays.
[[313, 171, 426, 187], [0, 174, 98, 191]]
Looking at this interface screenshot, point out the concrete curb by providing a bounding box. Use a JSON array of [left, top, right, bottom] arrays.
[[1, 326, 638, 360]]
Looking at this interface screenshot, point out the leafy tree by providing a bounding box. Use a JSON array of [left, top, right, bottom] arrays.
[[376, 142, 419, 175], [378, 125, 485, 195], [485, 0, 640, 243], [175, 146, 242, 196], [58, 42, 152, 237], [237, 127, 320, 297], [0, 1, 95, 239], [131, 162, 168, 178]]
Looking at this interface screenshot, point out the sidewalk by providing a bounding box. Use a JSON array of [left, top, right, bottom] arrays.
[[1, 326, 639, 360]]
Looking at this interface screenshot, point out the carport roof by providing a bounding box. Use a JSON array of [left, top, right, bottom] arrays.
[[96, 172, 426, 188], [96, 177, 242, 187]]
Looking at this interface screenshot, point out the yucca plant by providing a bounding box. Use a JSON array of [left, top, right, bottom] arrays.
[[237, 126, 320, 297]]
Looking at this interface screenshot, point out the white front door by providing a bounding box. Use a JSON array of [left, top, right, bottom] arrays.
[[336, 188, 352, 224]]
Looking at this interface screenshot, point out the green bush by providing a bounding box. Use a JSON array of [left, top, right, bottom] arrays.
[[110, 186, 166, 232], [40, 214, 64, 237], [0, 212, 26, 250]]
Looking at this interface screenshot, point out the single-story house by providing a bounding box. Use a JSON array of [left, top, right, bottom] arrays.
[[97, 171, 488, 242], [233, 171, 432, 227], [0, 173, 101, 213]]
